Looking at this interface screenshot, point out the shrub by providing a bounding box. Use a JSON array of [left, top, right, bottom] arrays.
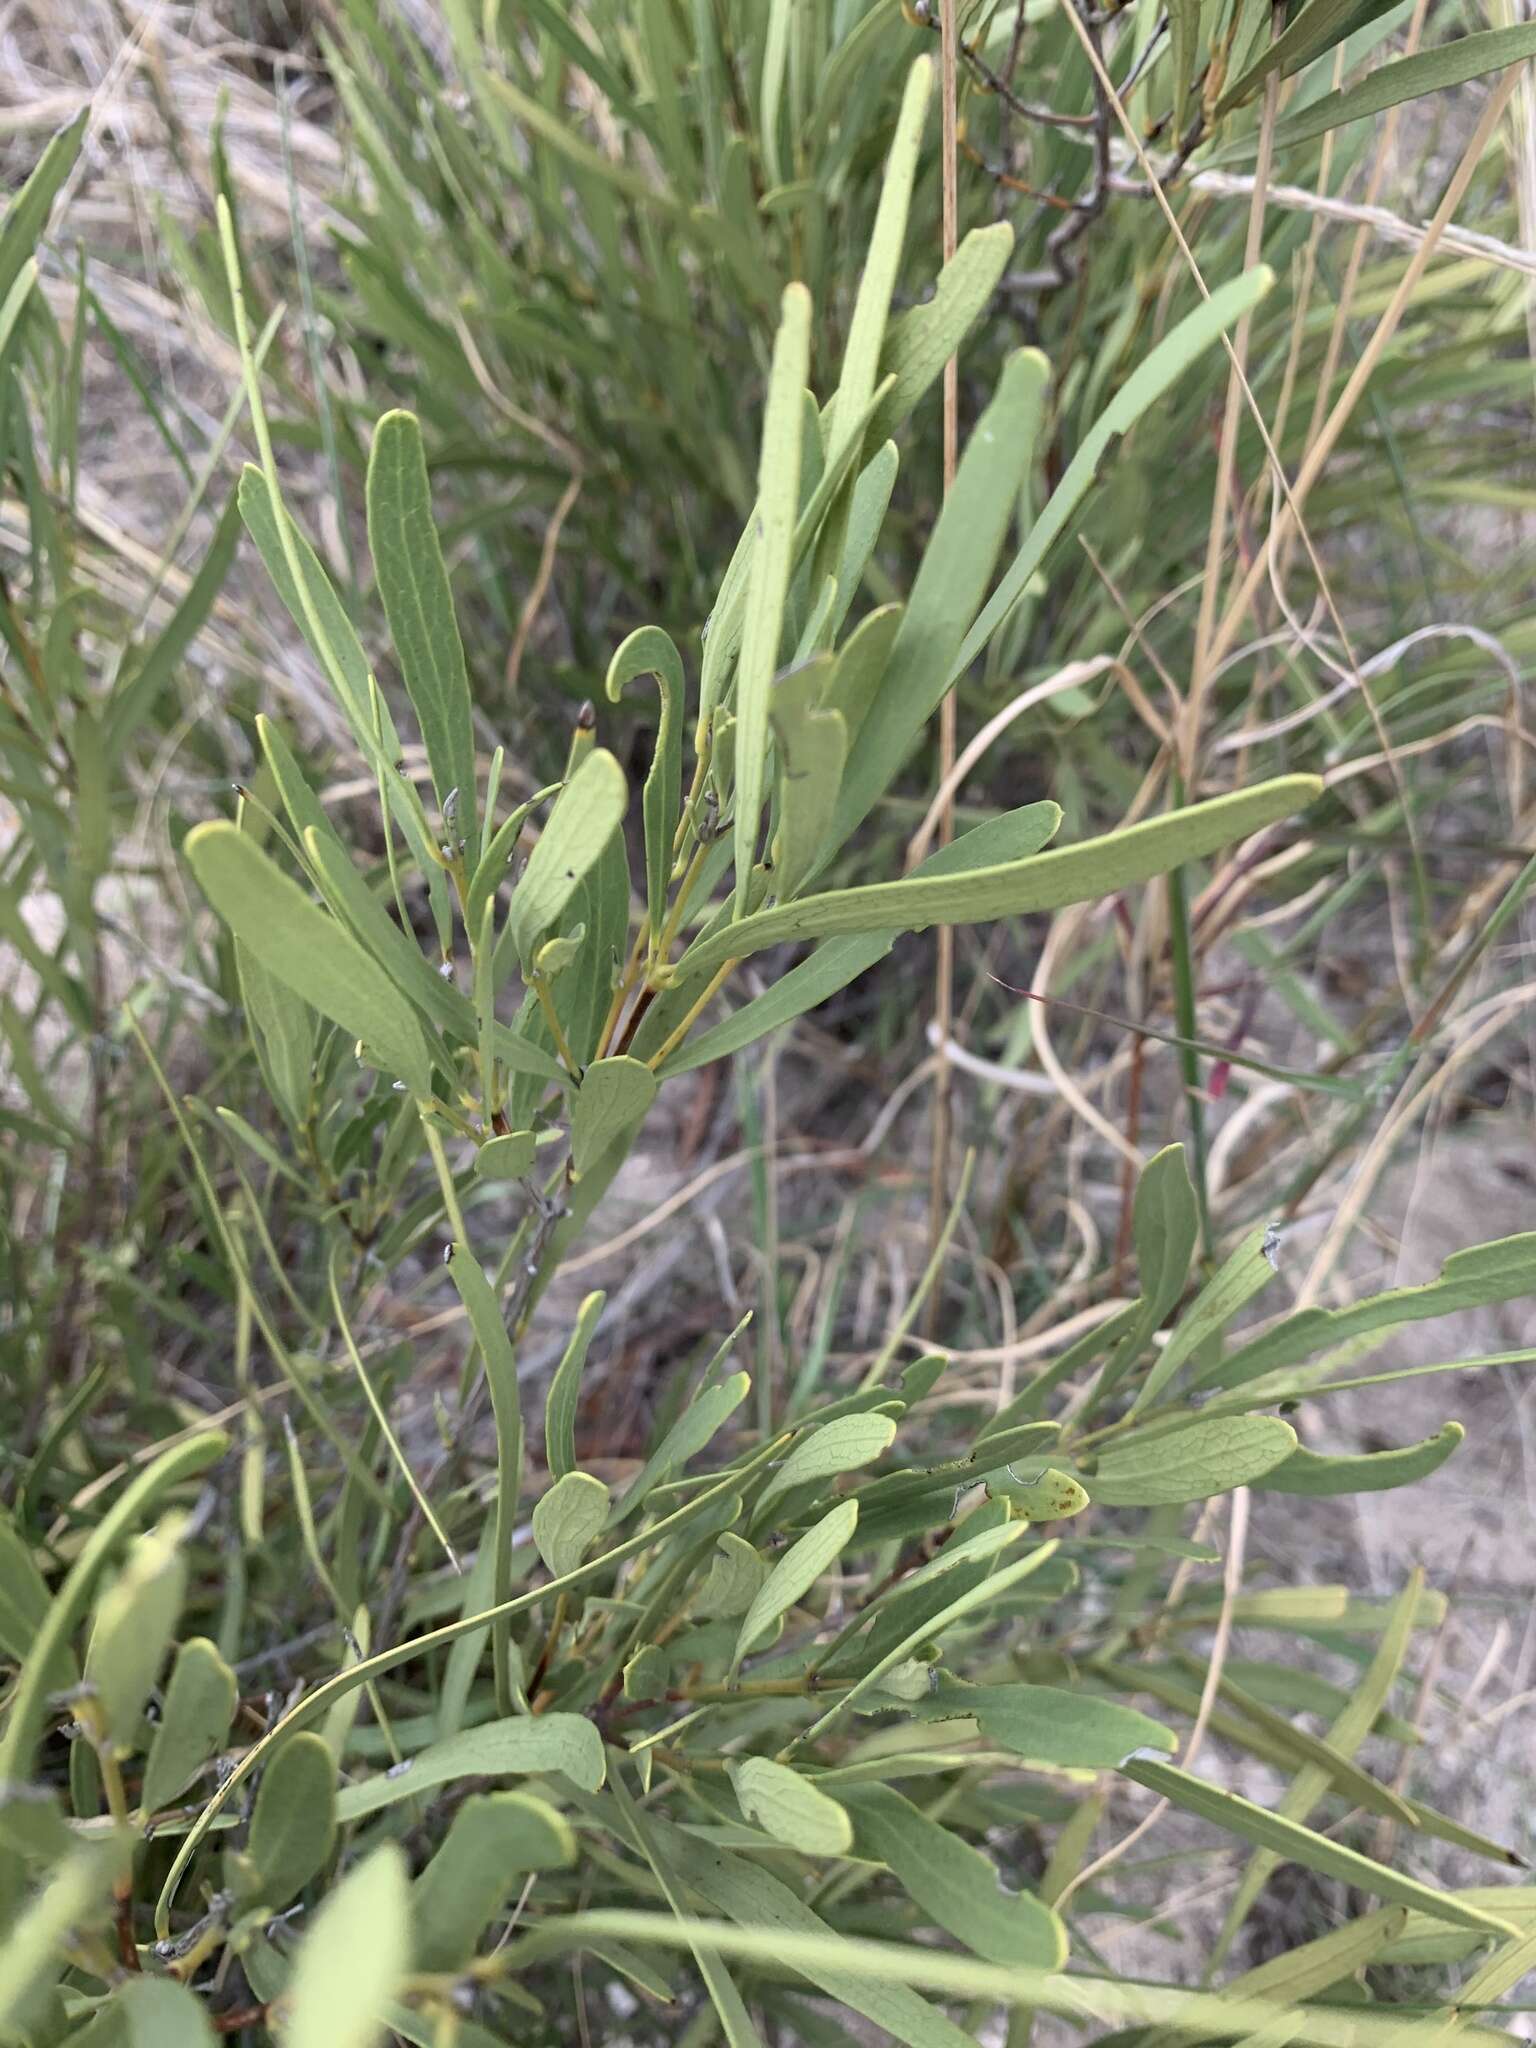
[[3, 85, 1535, 2048]]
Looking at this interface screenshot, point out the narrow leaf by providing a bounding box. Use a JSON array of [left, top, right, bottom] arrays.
[[845, 1782, 1065, 1968], [366, 409, 478, 847], [1123, 1759, 1516, 1935], [185, 821, 435, 1097], [734, 283, 811, 915], [735, 1499, 858, 1669], [679, 779, 1321, 978], [505, 749, 628, 970], [1257, 1421, 1464, 1496], [334, 1715, 606, 1820], [953, 270, 1275, 681], [606, 625, 684, 943], [543, 1289, 606, 1485]]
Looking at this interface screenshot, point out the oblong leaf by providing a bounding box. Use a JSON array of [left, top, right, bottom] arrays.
[[1257, 1421, 1465, 1496], [413, 1790, 575, 1970], [505, 750, 628, 969], [366, 409, 478, 847], [287, 1844, 411, 2048], [845, 1782, 1065, 1968], [570, 1055, 657, 1177], [678, 779, 1321, 978], [662, 800, 1061, 1074], [544, 1290, 606, 1484], [185, 821, 434, 1097], [238, 1732, 337, 1910], [334, 1715, 606, 1821], [1194, 1233, 1536, 1392], [914, 1679, 1177, 1768], [734, 1499, 859, 1668], [1266, 22, 1536, 149], [759, 1414, 897, 1510], [532, 1470, 611, 1580], [606, 625, 684, 942], [1122, 1760, 1517, 1935], [730, 1757, 852, 1857], [140, 1638, 237, 1813], [1091, 1414, 1297, 1506], [952, 270, 1275, 681], [733, 283, 812, 916]]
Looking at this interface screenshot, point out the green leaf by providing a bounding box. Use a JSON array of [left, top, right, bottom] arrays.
[[532, 1471, 611, 1580], [1219, 0, 1398, 108], [569, 1055, 657, 1176], [544, 1290, 606, 1484], [476, 1129, 537, 1179], [662, 800, 1062, 1074], [734, 282, 812, 916], [607, 625, 684, 944], [140, 1638, 237, 1813], [237, 470, 406, 795], [844, 1783, 1065, 1968], [412, 1790, 575, 1970], [0, 110, 86, 308], [107, 491, 242, 755], [465, 782, 560, 941], [953, 269, 1275, 680], [365, 409, 478, 847], [237, 1732, 336, 1909], [1122, 1759, 1517, 1935], [1089, 1414, 1298, 1506], [1135, 1144, 1200, 1325], [0, 1846, 116, 2041], [695, 1534, 770, 1618], [448, 1248, 523, 1718], [334, 1715, 607, 1821], [679, 779, 1321, 978], [759, 1413, 897, 1511], [84, 1513, 189, 1756], [0, 1785, 74, 1868], [613, 1371, 751, 1521], [504, 749, 628, 970], [833, 349, 1050, 849], [769, 663, 847, 900], [734, 1499, 858, 1669], [607, 1773, 762, 2048], [1194, 1232, 1536, 1392], [287, 1844, 411, 2048], [0, 1432, 229, 1788], [1168, 0, 1201, 133], [1257, 1421, 1465, 1496], [1140, 1906, 1411, 2048], [730, 1757, 852, 1856], [1131, 1226, 1277, 1416], [0, 1511, 56, 1669], [819, 602, 901, 752], [645, 1816, 978, 2048], [1280, 23, 1536, 148], [918, 1680, 1177, 1768], [184, 821, 435, 1097], [824, 57, 930, 465], [866, 221, 1015, 452], [109, 1975, 218, 2047], [236, 942, 316, 1130]]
